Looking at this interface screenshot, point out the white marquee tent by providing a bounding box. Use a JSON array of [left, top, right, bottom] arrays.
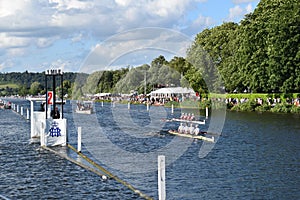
[[150, 87, 196, 98]]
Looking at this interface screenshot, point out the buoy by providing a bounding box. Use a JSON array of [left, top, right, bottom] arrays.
[[102, 175, 108, 180]]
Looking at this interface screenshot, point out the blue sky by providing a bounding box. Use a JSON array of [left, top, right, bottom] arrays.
[[0, 0, 260, 73]]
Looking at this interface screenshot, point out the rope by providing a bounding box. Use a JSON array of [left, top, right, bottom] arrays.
[[67, 144, 153, 200]]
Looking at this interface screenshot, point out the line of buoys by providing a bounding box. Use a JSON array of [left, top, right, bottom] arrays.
[[0, 194, 10, 200], [10, 103, 30, 121], [67, 144, 153, 200], [41, 146, 108, 180]]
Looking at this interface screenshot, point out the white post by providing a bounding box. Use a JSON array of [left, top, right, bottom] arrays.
[[47, 107, 51, 118], [78, 127, 82, 152], [26, 108, 30, 120], [206, 106, 209, 118], [147, 103, 149, 111], [30, 101, 34, 137], [40, 121, 45, 146], [101, 101, 104, 107], [171, 104, 174, 114], [128, 102, 130, 110], [158, 155, 166, 200], [17, 105, 19, 113], [20, 107, 24, 116]]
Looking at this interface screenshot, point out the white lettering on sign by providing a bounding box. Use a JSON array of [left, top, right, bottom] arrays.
[[45, 69, 63, 75]]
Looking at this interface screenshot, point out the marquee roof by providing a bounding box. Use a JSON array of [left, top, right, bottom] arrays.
[[150, 87, 195, 96]]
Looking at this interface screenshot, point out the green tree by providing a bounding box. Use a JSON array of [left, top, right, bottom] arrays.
[[18, 85, 28, 97], [234, 0, 300, 93], [29, 81, 42, 95]]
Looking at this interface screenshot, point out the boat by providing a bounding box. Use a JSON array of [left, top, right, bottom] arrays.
[[168, 130, 214, 142], [75, 101, 94, 114], [0, 99, 11, 109], [0, 99, 4, 109]]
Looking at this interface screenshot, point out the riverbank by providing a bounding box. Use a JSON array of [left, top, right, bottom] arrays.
[[166, 93, 300, 114], [92, 93, 300, 114]]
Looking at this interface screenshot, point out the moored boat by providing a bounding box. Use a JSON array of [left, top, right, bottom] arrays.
[[75, 101, 94, 114]]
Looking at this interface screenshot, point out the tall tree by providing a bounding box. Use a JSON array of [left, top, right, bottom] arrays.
[[29, 81, 42, 95]]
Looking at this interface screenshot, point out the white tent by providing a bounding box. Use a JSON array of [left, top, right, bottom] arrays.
[[94, 93, 111, 97], [150, 87, 195, 97]]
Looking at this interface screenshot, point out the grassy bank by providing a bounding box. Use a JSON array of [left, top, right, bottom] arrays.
[[165, 93, 300, 114], [94, 93, 300, 114]]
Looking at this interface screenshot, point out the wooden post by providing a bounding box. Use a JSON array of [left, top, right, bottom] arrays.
[[78, 127, 82, 152], [206, 106, 208, 118], [158, 155, 166, 200], [128, 102, 130, 110]]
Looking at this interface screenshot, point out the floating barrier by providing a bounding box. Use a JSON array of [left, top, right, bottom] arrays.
[[42, 146, 108, 179], [0, 194, 10, 200], [67, 144, 153, 200]]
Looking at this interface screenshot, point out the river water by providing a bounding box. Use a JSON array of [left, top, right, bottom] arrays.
[[1, 99, 299, 199]]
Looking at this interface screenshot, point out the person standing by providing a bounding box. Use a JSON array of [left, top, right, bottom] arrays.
[[51, 106, 60, 119]]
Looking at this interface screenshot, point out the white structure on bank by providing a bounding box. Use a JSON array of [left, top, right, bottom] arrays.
[[29, 68, 67, 147], [150, 87, 196, 99]]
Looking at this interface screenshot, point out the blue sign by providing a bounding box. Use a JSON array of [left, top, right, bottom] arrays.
[[49, 121, 61, 137]]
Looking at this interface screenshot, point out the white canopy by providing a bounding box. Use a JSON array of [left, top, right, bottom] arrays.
[[94, 93, 111, 97], [150, 87, 195, 97]]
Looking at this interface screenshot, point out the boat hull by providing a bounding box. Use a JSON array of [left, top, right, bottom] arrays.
[[75, 109, 93, 114], [168, 130, 214, 142]]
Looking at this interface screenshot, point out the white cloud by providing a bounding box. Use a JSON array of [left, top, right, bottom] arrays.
[[0, 0, 29, 17], [81, 28, 192, 73], [49, 0, 94, 11], [0, 33, 31, 49], [229, 5, 244, 21], [0, 59, 14, 72], [228, 3, 256, 21], [184, 14, 213, 35], [36, 37, 60, 48], [232, 0, 256, 4], [0, 0, 217, 72], [50, 59, 71, 72], [115, 0, 132, 7], [245, 3, 253, 13]]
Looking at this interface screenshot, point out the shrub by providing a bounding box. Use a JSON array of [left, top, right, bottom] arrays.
[[255, 104, 271, 112], [290, 105, 300, 114], [270, 103, 291, 113]]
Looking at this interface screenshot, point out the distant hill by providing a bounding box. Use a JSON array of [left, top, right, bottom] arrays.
[[0, 71, 88, 96], [0, 71, 82, 88]]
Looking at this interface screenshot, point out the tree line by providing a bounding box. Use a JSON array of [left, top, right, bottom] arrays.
[[1, 0, 299, 98], [79, 0, 300, 96]]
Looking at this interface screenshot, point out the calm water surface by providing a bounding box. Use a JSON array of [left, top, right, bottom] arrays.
[[1, 99, 299, 199]]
